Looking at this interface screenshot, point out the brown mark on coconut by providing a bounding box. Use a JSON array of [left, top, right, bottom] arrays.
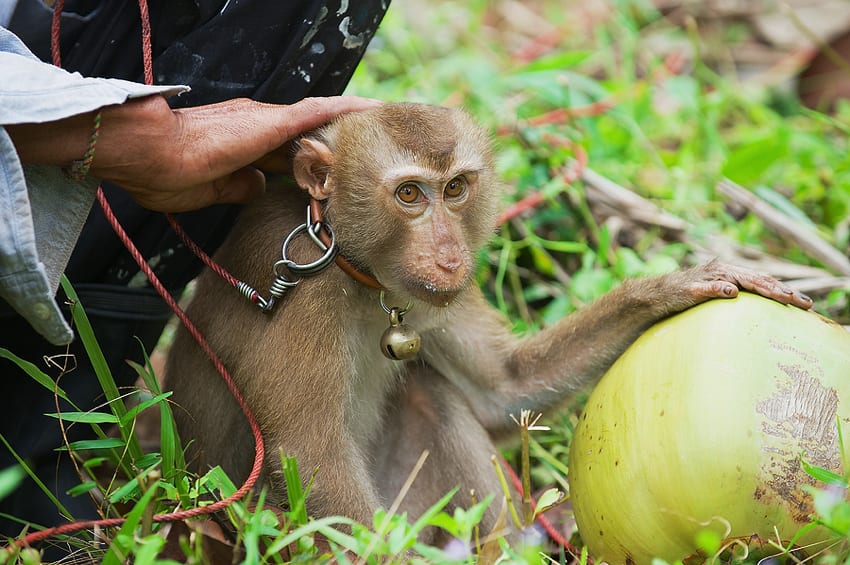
[[755, 354, 840, 521]]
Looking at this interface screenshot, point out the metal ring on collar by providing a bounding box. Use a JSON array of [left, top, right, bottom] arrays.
[[280, 222, 339, 277], [379, 290, 413, 316]]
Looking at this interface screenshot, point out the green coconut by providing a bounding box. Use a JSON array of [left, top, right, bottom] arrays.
[[569, 292, 850, 564]]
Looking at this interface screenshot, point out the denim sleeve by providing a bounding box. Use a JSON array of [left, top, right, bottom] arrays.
[[0, 26, 188, 345]]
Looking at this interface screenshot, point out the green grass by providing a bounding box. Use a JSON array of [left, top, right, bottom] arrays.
[[348, 0, 850, 326], [4, 1, 850, 563]]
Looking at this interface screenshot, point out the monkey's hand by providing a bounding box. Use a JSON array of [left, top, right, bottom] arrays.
[[667, 260, 812, 310]]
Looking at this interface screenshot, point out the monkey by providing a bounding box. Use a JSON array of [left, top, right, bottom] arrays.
[[164, 102, 812, 546]]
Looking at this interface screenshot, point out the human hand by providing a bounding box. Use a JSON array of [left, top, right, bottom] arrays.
[[7, 95, 381, 212]]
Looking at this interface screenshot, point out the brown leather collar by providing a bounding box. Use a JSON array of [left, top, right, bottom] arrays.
[[309, 198, 385, 290]]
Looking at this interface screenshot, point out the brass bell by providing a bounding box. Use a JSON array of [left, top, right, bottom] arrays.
[[380, 307, 421, 361]]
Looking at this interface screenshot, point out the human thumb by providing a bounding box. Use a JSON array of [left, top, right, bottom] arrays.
[[211, 166, 267, 206]]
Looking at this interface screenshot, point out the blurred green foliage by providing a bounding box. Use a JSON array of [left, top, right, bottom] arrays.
[[348, 0, 850, 325]]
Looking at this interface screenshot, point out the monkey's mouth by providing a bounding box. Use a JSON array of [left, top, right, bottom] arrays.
[[403, 278, 467, 307]]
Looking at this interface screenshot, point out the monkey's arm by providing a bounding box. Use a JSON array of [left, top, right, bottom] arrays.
[[422, 261, 811, 437]]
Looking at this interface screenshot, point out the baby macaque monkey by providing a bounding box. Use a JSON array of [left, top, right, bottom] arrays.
[[165, 103, 811, 545]]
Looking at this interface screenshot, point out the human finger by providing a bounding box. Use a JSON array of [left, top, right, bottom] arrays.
[[266, 96, 383, 140], [210, 166, 267, 207], [175, 96, 381, 184], [128, 167, 266, 212]]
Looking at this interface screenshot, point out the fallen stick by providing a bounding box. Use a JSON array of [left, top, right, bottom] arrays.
[[716, 178, 850, 276], [782, 276, 850, 295], [581, 167, 688, 235]]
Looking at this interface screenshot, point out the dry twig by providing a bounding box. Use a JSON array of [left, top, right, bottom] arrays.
[[716, 178, 850, 276], [581, 167, 688, 235]]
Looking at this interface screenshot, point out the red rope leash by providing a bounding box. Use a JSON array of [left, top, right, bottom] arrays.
[[500, 455, 583, 559], [11, 1, 266, 549], [91, 191, 266, 525], [49, 0, 63, 68], [138, 0, 154, 86], [165, 214, 240, 288]]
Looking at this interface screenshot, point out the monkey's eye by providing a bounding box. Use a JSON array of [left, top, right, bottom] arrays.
[[444, 176, 467, 199], [396, 182, 423, 204]]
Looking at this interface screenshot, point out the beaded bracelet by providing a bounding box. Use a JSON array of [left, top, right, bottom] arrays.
[[68, 110, 102, 181]]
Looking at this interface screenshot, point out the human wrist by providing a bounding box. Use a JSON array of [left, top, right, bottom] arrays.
[[5, 110, 99, 168], [67, 110, 102, 180], [85, 95, 175, 185], [5, 95, 174, 184]]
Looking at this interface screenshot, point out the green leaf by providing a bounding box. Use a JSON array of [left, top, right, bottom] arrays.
[[200, 465, 238, 499], [61, 438, 127, 451], [61, 277, 144, 467], [529, 244, 556, 277], [265, 516, 358, 556], [519, 50, 591, 72], [424, 512, 460, 538], [801, 456, 848, 487], [118, 391, 172, 428], [134, 453, 162, 469], [535, 238, 587, 254], [66, 481, 98, 497], [102, 478, 162, 565], [131, 535, 167, 565], [282, 453, 309, 526], [387, 518, 411, 554], [60, 278, 124, 417], [409, 487, 461, 543], [541, 294, 574, 326], [533, 488, 564, 516], [126, 353, 159, 394], [83, 456, 108, 470], [722, 131, 789, 186], [0, 348, 70, 402], [694, 527, 722, 555], [570, 268, 616, 304], [128, 354, 187, 489], [44, 411, 119, 424], [0, 464, 27, 501], [808, 485, 850, 536]]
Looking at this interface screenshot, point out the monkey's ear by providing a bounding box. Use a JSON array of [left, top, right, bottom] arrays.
[[293, 138, 335, 200]]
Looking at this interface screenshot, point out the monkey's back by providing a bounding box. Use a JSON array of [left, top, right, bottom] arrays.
[[164, 182, 315, 483]]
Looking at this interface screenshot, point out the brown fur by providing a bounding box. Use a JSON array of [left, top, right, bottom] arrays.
[[165, 103, 810, 545]]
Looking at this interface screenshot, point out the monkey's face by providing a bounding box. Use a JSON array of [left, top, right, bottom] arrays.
[[331, 163, 497, 308], [381, 169, 480, 305], [295, 103, 501, 307]]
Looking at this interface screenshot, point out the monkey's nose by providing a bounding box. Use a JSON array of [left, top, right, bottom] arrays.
[[436, 257, 461, 273]]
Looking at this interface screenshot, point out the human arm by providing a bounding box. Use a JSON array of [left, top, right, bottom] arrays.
[[6, 94, 380, 212], [0, 25, 380, 345]]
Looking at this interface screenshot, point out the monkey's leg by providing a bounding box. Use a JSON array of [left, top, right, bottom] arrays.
[[372, 365, 517, 547]]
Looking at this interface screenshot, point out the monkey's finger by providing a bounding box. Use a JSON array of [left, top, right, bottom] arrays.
[[687, 277, 812, 311], [692, 261, 813, 311], [732, 274, 813, 310]]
